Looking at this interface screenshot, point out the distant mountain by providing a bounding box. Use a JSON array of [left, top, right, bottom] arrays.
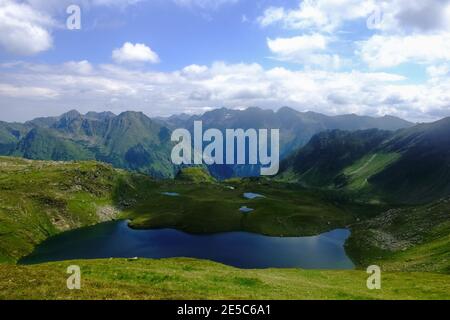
[[0, 121, 28, 154], [279, 117, 450, 204], [0, 107, 414, 179], [165, 107, 413, 178], [2, 110, 176, 178], [166, 107, 413, 157]]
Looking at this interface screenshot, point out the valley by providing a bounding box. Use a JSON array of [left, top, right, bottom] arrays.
[[0, 109, 449, 300], [0, 156, 448, 299]]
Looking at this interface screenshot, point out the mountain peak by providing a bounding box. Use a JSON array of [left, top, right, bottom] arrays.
[[277, 106, 297, 114], [60, 110, 81, 119], [115, 111, 152, 123], [85, 111, 116, 121]]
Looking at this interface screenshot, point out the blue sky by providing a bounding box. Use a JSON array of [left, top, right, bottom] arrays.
[[1, 0, 450, 122], [0, 0, 303, 69]]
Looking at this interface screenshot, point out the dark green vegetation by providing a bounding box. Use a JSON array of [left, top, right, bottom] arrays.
[[0, 107, 412, 179], [175, 166, 216, 183], [280, 117, 450, 204], [1, 259, 448, 300]]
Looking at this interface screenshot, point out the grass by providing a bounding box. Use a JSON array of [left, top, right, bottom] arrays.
[[124, 177, 383, 236], [0, 157, 128, 263], [0, 258, 449, 300], [343, 153, 401, 191], [0, 156, 449, 300]]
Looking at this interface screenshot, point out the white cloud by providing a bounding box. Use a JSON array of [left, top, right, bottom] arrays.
[[266, 34, 341, 68], [4, 60, 449, 123], [0, 83, 59, 98], [359, 34, 450, 68], [268, 34, 327, 54], [356, 1, 450, 68], [259, 0, 450, 69], [0, 0, 145, 56], [0, 0, 54, 55], [427, 64, 450, 79], [63, 60, 94, 75], [376, 0, 450, 33], [112, 42, 160, 64], [258, 0, 376, 32]]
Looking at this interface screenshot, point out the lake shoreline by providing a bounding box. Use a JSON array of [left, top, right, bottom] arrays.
[[20, 220, 355, 270]]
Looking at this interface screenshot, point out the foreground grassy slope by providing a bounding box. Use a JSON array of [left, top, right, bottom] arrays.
[[0, 258, 448, 300], [0, 157, 140, 263]]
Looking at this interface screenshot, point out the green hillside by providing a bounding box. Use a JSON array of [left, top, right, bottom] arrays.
[[279, 117, 450, 204], [175, 167, 217, 183], [2, 111, 176, 178], [0, 157, 116, 263]]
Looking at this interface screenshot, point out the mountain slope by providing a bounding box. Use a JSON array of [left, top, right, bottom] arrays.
[[5, 111, 176, 178], [369, 118, 450, 203], [0, 107, 413, 179], [15, 127, 94, 161], [347, 197, 450, 273], [279, 117, 450, 204], [166, 107, 413, 158], [0, 121, 28, 154], [279, 129, 393, 187], [164, 107, 413, 178]]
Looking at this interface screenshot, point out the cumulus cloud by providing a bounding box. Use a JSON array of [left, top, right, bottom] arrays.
[[0, 0, 54, 55], [2, 60, 448, 123], [112, 42, 160, 64], [259, 0, 450, 69], [376, 0, 450, 33], [359, 34, 450, 68], [258, 0, 376, 32], [266, 34, 341, 68], [0, 0, 144, 56]]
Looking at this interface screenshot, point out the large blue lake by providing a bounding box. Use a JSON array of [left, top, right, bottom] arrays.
[[20, 220, 355, 269]]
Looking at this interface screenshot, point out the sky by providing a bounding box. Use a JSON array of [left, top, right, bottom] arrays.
[[0, 0, 450, 122]]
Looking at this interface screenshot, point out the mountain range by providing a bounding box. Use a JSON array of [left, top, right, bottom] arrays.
[[0, 107, 414, 179], [280, 117, 450, 204]]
